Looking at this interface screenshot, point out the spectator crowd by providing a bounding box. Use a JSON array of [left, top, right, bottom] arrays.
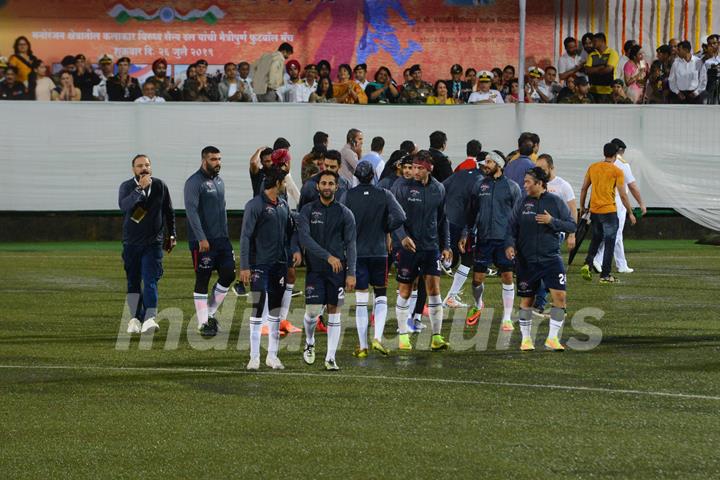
[[2, 31, 719, 104]]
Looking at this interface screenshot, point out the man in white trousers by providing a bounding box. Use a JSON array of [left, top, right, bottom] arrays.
[[593, 138, 647, 273]]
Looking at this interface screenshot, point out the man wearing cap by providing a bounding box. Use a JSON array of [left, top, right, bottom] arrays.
[[559, 75, 593, 103], [340, 161, 406, 357], [72, 54, 100, 101], [107, 57, 141, 102], [391, 150, 452, 352], [252, 42, 294, 102], [93, 54, 115, 101], [399, 64, 433, 104], [610, 79, 633, 104], [462, 151, 522, 330], [593, 138, 646, 274], [240, 163, 297, 371], [527, 66, 548, 102], [579, 143, 636, 284], [585, 32, 620, 103], [468, 71, 504, 104], [444, 64, 469, 102], [354, 63, 369, 90], [185, 59, 219, 102], [147, 58, 181, 101]]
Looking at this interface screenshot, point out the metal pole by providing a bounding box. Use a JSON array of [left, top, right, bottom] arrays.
[[518, 0, 526, 103]]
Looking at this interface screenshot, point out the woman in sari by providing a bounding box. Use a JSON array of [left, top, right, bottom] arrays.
[[623, 44, 648, 104], [332, 63, 368, 104], [8, 36, 37, 84]]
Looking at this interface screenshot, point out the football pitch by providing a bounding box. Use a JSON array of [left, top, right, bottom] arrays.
[[1, 240, 719, 479]]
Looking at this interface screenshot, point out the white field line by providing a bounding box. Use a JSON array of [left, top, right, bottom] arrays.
[[1, 364, 719, 402]]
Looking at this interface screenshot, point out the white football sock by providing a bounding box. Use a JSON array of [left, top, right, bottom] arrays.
[[472, 283, 484, 309], [355, 291, 369, 349], [303, 313, 317, 346], [428, 294, 443, 335], [519, 308, 532, 340], [373, 296, 388, 341], [407, 289, 418, 317], [249, 316, 262, 359], [267, 315, 280, 357], [395, 295, 410, 334], [207, 283, 229, 316], [502, 283, 515, 321], [193, 293, 208, 327], [447, 264, 471, 297], [279, 283, 294, 320], [548, 307, 566, 339], [326, 313, 341, 361]]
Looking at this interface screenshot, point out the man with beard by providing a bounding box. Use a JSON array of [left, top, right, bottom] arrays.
[[277, 59, 305, 102], [462, 151, 522, 330], [391, 151, 452, 352], [558, 36, 587, 85], [298, 170, 357, 370], [118, 154, 176, 334], [299, 150, 351, 209], [341, 161, 405, 357], [240, 164, 296, 371], [147, 58, 181, 101], [184, 146, 236, 337], [505, 167, 576, 351]]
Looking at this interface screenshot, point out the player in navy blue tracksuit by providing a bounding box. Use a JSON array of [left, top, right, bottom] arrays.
[[340, 161, 406, 357], [505, 167, 576, 352], [297, 170, 357, 371], [391, 150, 452, 352]]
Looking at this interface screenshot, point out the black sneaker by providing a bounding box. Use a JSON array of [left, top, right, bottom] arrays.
[[207, 316, 219, 333], [232, 281, 248, 297], [199, 323, 216, 337]]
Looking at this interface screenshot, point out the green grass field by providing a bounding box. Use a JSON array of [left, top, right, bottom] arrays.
[[1, 240, 720, 479]]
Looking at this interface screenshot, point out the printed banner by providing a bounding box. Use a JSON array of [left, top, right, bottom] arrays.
[[0, 0, 555, 81]]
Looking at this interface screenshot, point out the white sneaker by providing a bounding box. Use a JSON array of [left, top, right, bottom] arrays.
[[617, 267, 634, 273], [246, 357, 260, 370], [127, 318, 141, 334], [140, 318, 159, 333], [592, 260, 602, 273], [443, 294, 467, 309], [265, 356, 285, 370]]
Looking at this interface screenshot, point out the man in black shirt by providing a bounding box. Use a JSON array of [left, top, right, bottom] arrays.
[[118, 154, 176, 334], [72, 54, 100, 101], [249, 146, 274, 197], [0, 67, 27, 100], [428, 130, 452, 182]]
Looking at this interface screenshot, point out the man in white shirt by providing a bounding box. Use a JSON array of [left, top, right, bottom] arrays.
[[359, 136, 385, 183], [354, 63, 369, 91], [558, 36, 588, 85], [468, 71, 504, 104], [93, 54, 115, 101], [134, 81, 166, 103], [276, 59, 305, 102], [532, 153, 576, 316], [593, 138, 647, 274], [669, 40, 708, 104], [237, 61, 258, 102]]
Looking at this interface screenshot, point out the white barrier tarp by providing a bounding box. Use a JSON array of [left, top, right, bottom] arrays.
[[0, 103, 718, 231]]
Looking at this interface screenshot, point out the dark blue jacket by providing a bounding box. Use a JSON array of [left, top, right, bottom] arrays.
[[340, 184, 406, 258], [506, 191, 577, 263], [298, 199, 357, 276], [298, 172, 351, 210], [442, 168, 482, 227], [391, 176, 450, 252], [466, 174, 522, 241], [118, 177, 175, 245], [503, 155, 534, 190], [377, 172, 397, 190], [183, 168, 228, 243], [240, 192, 294, 269]]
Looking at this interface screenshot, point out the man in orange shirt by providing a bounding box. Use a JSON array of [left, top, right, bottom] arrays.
[[579, 143, 636, 283]]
